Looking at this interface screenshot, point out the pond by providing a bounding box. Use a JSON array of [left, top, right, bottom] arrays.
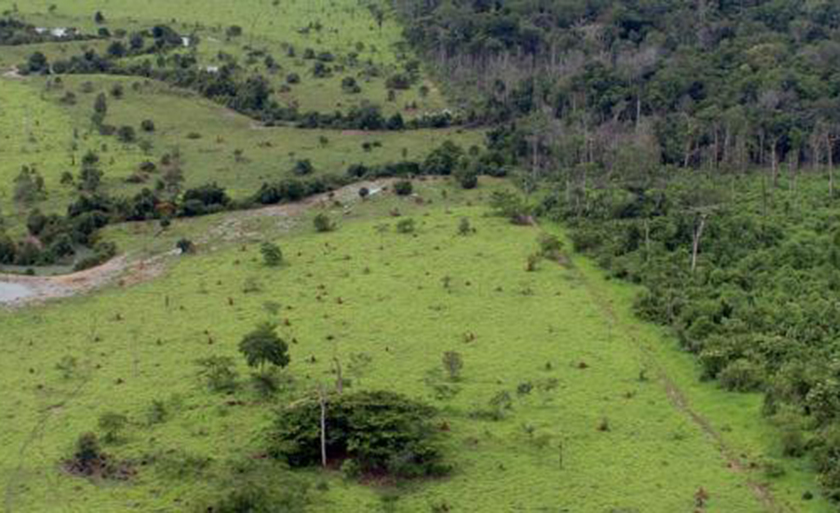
[[0, 282, 35, 303]]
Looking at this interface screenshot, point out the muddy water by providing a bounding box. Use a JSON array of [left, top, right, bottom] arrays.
[[0, 282, 34, 303]]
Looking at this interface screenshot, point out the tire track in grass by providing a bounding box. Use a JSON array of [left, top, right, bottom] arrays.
[[569, 260, 789, 513]]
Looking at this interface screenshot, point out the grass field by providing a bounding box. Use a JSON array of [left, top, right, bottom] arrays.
[[0, 73, 481, 234], [1, 0, 448, 115], [0, 1, 834, 511], [0, 180, 830, 512]]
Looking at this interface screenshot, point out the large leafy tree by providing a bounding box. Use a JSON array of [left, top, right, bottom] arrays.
[[239, 323, 290, 372]]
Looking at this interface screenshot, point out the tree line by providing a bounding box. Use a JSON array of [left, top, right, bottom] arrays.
[[392, 0, 840, 174]]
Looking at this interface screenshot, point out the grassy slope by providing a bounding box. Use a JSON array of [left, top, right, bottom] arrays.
[[0, 76, 144, 228], [1, 0, 448, 115], [0, 181, 829, 512], [0, 73, 481, 234]]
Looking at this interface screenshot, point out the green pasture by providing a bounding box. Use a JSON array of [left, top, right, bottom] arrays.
[[0, 73, 481, 234], [1, 0, 448, 114], [0, 181, 828, 512]]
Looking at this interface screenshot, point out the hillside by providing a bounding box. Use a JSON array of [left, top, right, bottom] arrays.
[[1, 1, 839, 512]]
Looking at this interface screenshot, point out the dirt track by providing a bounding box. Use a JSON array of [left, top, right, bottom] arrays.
[[0, 179, 392, 308]]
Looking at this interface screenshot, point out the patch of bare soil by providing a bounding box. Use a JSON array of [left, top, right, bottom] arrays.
[[2, 67, 24, 80]]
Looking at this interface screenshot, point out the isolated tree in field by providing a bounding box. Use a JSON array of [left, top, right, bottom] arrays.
[[239, 323, 290, 373], [442, 351, 463, 381], [261, 242, 283, 267], [140, 119, 155, 132], [94, 11, 106, 24]]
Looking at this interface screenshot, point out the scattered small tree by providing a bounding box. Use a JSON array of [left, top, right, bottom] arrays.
[[93, 93, 108, 120], [261, 242, 283, 267], [537, 233, 563, 260], [13, 166, 47, 203], [116, 125, 136, 143], [442, 351, 463, 381], [457, 218, 473, 236], [196, 356, 238, 393], [396, 218, 416, 234], [313, 213, 334, 232], [394, 180, 413, 196], [176, 238, 194, 254], [292, 159, 314, 176]]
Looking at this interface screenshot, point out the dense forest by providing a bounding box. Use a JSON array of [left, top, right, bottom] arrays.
[[394, 0, 840, 176]]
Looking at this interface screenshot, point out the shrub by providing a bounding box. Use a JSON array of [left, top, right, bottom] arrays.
[[341, 76, 361, 94], [386, 73, 411, 90], [396, 218, 416, 234], [261, 242, 283, 267], [196, 356, 238, 393], [489, 190, 530, 223], [183, 183, 230, 212], [313, 213, 334, 233], [346, 163, 369, 178], [457, 218, 473, 236], [176, 238, 194, 254], [718, 359, 763, 392], [394, 180, 413, 196], [455, 167, 478, 189], [526, 253, 540, 272], [66, 432, 104, 475], [292, 159, 314, 176], [116, 125, 136, 143], [269, 390, 449, 479], [538, 233, 563, 260]]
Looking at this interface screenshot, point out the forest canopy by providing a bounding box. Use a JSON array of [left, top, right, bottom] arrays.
[[393, 0, 840, 171]]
